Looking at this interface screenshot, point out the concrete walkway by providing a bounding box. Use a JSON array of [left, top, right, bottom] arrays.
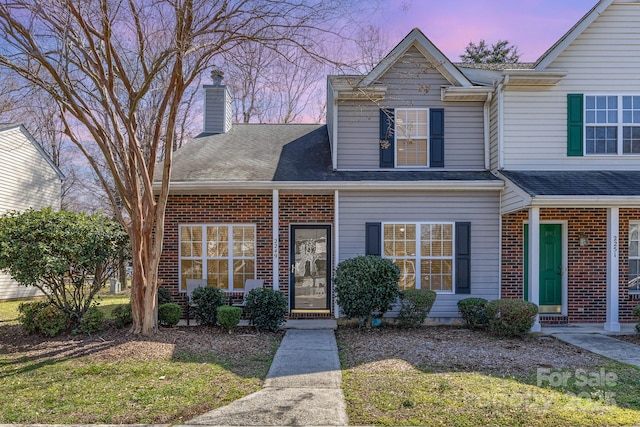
[[543, 324, 640, 368], [180, 325, 347, 427]]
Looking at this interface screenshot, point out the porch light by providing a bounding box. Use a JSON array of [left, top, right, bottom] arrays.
[[578, 233, 589, 247]]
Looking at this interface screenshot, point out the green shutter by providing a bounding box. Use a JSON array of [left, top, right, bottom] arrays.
[[567, 94, 584, 157], [379, 109, 395, 168]]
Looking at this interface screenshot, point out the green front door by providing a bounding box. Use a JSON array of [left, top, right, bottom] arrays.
[[524, 224, 562, 313]]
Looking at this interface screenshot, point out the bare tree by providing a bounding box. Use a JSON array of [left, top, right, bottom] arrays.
[[0, 0, 352, 335]]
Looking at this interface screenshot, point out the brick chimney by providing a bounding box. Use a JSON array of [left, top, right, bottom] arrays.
[[203, 68, 232, 134]]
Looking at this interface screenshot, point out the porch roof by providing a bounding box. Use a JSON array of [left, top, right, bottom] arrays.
[[162, 124, 500, 187], [501, 170, 640, 197]]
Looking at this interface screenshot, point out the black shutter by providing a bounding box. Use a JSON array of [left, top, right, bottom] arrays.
[[365, 222, 382, 256], [455, 222, 471, 294], [379, 108, 395, 168], [430, 108, 445, 167]]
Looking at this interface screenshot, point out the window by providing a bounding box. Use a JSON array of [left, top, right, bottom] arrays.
[[383, 222, 454, 292], [179, 224, 255, 291], [395, 109, 428, 166], [585, 95, 640, 155], [630, 222, 640, 293]]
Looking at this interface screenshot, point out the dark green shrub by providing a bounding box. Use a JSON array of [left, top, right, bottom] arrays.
[[191, 286, 226, 326], [633, 305, 640, 333], [18, 301, 70, 336], [158, 287, 174, 305], [457, 297, 489, 329], [397, 289, 437, 327], [17, 301, 50, 334], [217, 305, 242, 332], [158, 303, 182, 327], [334, 255, 400, 327], [244, 288, 287, 331], [485, 299, 538, 337], [73, 306, 104, 334], [112, 303, 133, 328]]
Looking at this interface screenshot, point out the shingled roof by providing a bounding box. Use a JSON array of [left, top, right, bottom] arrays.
[[501, 170, 640, 196], [166, 124, 500, 185]]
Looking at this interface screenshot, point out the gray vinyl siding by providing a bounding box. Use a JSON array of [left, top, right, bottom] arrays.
[[338, 190, 500, 318], [203, 85, 232, 134], [503, 3, 640, 170], [0, 126, 61, 300], [501, 185, 529, 214], [489, 93, 500, 170], [336, 46, 486, 170]]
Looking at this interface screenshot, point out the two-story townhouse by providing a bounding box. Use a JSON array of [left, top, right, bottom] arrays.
[[156, 29, 503, 320], [460, 0, 640, 331], [0, 123, 64, 300]]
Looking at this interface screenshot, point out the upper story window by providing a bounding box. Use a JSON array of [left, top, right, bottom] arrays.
[[179, 224, 256, 292], [585, 95, 640, 155], [395, 109, 428, 167]]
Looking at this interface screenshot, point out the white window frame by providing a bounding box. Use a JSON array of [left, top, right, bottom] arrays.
[[178, 223, 256, 292], [629, 221, 640, 294], [382, 221, 455, 293], [584, 94, 640, 156], [394, 108, 430, 168]]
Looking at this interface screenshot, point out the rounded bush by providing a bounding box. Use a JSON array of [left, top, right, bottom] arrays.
[[74, 306, 105, 334], [190, 286, 226, 326], [18, 301, 70, 336], [158, 287, 174, 305], [397, 289, 437, 327], [217, 305, 242, 332], [457, 297, 489, 329], [485, 299, 538, 337], [112, 303, 133, 328], [334, 255, 400, 327], [244, 288, 287, 331], [158, 303, 182, 327]]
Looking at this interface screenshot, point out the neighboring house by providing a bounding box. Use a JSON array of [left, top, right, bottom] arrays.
[[458, 0, 640, 331], [157, 0, 640, 328], [0, 123, 64, 300], [157, 29, 503, 320]]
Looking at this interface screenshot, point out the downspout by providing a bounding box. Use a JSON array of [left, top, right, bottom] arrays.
[[497, 80, 505, 169], [331, 85, 339, 170], [483, 92, 493, 170], [334, 190, 340, 318], [272, 189, 279, 291]]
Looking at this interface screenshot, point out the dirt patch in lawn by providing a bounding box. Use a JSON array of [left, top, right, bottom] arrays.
[[616, 334, 640, 346], [0, 322, 282, 369], [338, 325, 605, 376]]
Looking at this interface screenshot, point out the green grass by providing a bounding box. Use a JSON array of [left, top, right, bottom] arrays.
[[340, 354, 640, 426], [0, 349, 273, 424]]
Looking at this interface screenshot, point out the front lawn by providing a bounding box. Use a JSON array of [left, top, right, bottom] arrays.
[[338, 326, 640, 426], [0, 293, 281, 424]]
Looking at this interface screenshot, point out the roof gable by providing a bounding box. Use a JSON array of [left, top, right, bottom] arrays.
[[360, 28, 473, 88], [535, 0, 614, 69], [0, 123, 65, 180]]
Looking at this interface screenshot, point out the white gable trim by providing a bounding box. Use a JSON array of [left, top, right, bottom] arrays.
[[0, 124, 65, 180], [359, 28, 473, 88], [535, 0, 614, 70]]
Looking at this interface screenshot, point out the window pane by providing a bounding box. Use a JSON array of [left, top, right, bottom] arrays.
[[207, 260, 229, 289], [233, 226, 255, 257], [395, 259, 416, 291], [232, 259, 254, 290], [181, 260, 202, 290], [181, 226, 202, 257], [207, 226, 228, 257]]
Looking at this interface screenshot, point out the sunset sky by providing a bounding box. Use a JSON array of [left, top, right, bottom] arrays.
[[369, 0, 599, 62]]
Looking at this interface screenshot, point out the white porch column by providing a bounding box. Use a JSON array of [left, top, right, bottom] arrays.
[[272, 189, 279, 291], [529, 207, 541, 332], [605, 207, 620, 332], [334, 190, 340, 319]]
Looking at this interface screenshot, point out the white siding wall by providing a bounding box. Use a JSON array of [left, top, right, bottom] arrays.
[[489, 92, 500, 170], [503, 3, 640, 170], [0, 126, 61, 300], [338, 190, 501, 318], [336, 46, 486, 170]]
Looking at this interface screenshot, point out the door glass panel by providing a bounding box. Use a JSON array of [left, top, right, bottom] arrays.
[[293, 228, 328, 310]]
